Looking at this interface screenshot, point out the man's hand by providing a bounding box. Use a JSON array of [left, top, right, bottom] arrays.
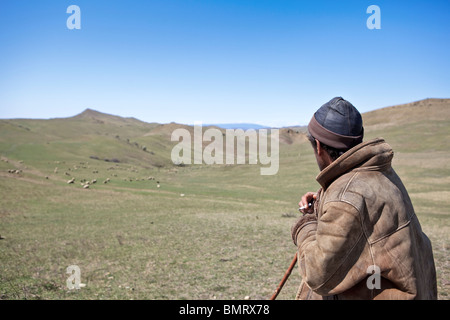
[[299, 192, 317, 214]]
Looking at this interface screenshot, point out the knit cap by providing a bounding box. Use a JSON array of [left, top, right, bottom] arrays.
[[308, 97, 364, 149]]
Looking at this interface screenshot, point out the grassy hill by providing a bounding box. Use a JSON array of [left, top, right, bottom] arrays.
[[0, 99, 448, 300]]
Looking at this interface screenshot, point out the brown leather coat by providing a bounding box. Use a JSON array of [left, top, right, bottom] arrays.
[[292, 138, 437, 300]]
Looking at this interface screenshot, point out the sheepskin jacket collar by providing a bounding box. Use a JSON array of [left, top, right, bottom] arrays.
[[316, 138, 393, 190]]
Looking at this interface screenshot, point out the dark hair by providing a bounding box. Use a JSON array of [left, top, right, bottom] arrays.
[[307, 133, 347, 161]]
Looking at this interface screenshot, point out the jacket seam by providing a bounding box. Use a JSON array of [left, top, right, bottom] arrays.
[[298, 221, 318, 233], [341, 179, 376, 299], [368, 219, 412, 245], [337, 171, 414, 245], [311, 230, 364, 292], [340, 172, 359, 201], [383, 240, 416, 296], [340, 171, 375, 299], [309, 199, 364, 292]]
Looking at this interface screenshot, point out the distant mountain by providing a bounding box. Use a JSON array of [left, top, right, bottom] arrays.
[[202, 123, 270, 130]]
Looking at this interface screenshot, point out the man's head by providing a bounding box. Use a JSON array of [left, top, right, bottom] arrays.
[[307, 97, 364, 170]]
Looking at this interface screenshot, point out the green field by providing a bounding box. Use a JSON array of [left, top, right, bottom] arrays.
[[0, 99, 449, 300]]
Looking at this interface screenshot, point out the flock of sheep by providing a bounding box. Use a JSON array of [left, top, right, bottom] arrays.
[[3, 158, 161, 190], [60, 162, 161, 189], [65, 175, 160, 189], [54, 162, 161, 189]]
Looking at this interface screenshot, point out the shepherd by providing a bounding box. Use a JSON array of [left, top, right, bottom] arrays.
[[290, 97, 437, 300]]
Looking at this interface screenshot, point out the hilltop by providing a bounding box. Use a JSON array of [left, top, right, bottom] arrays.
[[362, 98, 450, 153], [363, 98, 450, 128], [73, 108, 158, 128]]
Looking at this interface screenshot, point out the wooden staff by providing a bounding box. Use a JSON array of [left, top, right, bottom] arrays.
[[270, 252, 298, 300]]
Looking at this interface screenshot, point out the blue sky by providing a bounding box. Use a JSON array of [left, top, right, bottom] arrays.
[[0, 0, 449, 127]]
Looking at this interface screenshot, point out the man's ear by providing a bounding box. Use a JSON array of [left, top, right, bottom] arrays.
[[315, 139, 323, 156]]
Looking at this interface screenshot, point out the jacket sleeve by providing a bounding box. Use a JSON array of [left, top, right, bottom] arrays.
[[294, 200, 365, 296]]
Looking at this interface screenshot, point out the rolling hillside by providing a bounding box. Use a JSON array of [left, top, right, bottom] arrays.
[[0, 98, 449, 300], [0, 107, 308, 173]]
